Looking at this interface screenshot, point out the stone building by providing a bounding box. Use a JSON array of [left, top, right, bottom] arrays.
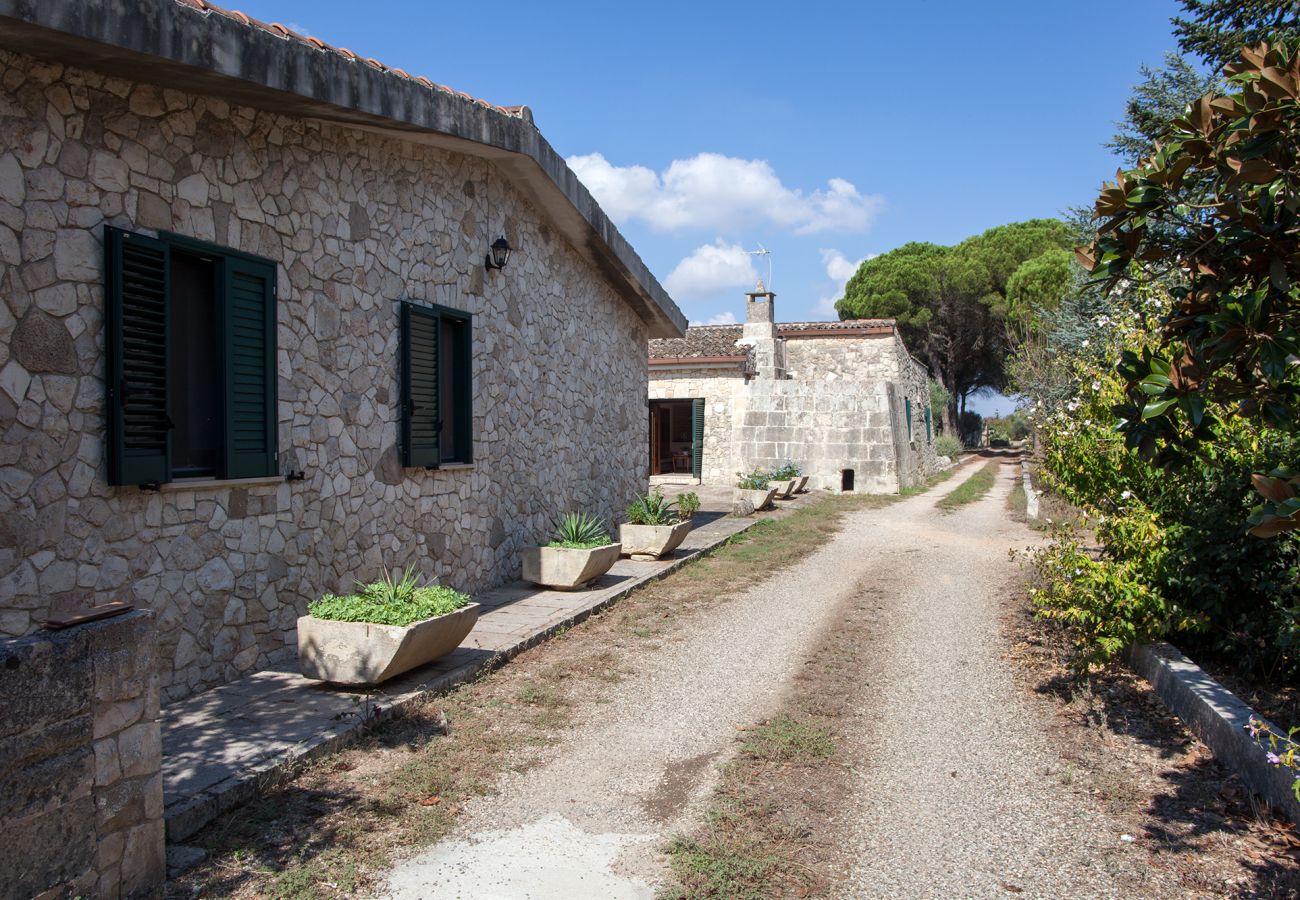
[[648, 286, 940, 493], [0, 0, 685, 703]]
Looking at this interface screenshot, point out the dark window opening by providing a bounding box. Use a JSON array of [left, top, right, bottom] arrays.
[[169, 251, 220, 478], [841, 468, 855, 492], [439, 315, 464, 463]]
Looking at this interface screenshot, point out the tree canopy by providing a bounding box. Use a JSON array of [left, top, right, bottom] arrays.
[[1173, 0, 1300, 69], [1081, 42, 1300, 530], [835, 219, 1071, 429]]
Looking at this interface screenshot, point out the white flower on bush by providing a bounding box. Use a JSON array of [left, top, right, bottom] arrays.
[[1121, 490, 1131, 500], [1092, 380, 1102, 392]]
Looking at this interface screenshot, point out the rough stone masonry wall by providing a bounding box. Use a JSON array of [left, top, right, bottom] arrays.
[[648, 367, 742, 483], [0, 611, 165, 899], [782, 333, 897, 383], [0, 50, 649, 701]]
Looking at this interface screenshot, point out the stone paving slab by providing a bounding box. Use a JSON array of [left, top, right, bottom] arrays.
[[160, 500, 793, 843]]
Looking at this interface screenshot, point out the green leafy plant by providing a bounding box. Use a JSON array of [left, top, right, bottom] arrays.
[[548, 511, 611, 549], [934, 434, 963, 458], [770, 462, 801, 480], [736, 470, 770, 490], [1246, 716, 1300, 801], [676, 491, 701, 520], [309, 566, 470, 627], [626, 488, 681, 526]]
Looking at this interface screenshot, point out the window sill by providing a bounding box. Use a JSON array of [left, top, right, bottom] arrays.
[[433, 463, 475, 471], [158, 475, 286, 492]]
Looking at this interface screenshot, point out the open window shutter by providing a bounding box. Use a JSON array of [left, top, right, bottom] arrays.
[[456, 314, 473, 464], [222, 256, 278, 478], [905, 397, 913, 438], [105, 227, 170, 485], [925, 407, 932, 442], [401, 303, 440, 467], [690, 398, 705, 479]]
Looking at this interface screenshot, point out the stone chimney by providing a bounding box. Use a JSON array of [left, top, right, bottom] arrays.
[[741, 281, 784, 379]]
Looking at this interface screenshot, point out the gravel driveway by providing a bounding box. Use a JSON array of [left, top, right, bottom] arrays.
[[381, 462, 1163, 898]]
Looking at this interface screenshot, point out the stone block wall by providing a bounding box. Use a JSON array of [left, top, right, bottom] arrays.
[[648, 367, 743, 484], [0, 50, 650, 701], [783, 333, 896, 383], [0, 610, 165, 899], [732, 380, 899, 493]]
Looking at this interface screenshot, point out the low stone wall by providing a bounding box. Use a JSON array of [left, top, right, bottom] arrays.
[[0, 610, 165, 898]]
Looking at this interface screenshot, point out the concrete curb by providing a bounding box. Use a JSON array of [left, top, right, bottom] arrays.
[[164, 513, 764, 843], [1126, 642, 1300, 823], [1019, 460, 1039, 519]]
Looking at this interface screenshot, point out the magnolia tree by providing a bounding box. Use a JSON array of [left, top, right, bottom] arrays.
[[1081, 42, 1300, 534]]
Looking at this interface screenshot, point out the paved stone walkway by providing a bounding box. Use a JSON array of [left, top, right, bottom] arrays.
[[160, 494, 801, 842]]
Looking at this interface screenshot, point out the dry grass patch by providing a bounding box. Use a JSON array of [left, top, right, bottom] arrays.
[[170, 493, 892, 899], [1005, 598, 1300, 897]]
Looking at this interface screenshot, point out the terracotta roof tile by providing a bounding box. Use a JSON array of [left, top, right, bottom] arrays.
[[172, 1, 530, 121], [648, 319, 897, 362], [649, 325, 746, 361]]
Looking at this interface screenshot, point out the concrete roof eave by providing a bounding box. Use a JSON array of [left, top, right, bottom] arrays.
[[0, 0, 687, 339]]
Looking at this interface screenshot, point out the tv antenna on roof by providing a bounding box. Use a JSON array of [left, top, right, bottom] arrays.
[[745, 245, 772, 291]]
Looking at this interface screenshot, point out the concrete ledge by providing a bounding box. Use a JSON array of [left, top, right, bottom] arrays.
[[1126, 642, 1300, 823]]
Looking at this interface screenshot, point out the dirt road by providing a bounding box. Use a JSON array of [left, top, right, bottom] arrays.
[[381, 462, 1168, 898]]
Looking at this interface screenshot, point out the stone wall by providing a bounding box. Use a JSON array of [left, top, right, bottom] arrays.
[[732, 380, 898, 493], [0, 611, 165, 899], [783, 333, 896, 383], [0, 50, 650, 700], [648, 367, 742, 483]]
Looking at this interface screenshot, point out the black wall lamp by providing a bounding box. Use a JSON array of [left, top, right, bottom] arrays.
[[485, 235, 512, 271]]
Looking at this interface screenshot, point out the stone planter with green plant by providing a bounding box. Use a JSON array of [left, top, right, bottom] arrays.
[[521, 511, 621, 590], [619, 488, 700, 560], [734, 470, 777, 513], [297, 567, 479, 686]]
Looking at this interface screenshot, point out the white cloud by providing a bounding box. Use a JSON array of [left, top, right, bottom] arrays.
[[568, 152, 883, 235], [813, 248, 874, 317], [689, 311, 739, 326], [665, 240, 759, 300]]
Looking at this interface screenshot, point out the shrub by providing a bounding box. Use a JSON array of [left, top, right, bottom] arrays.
[[934, 434, 962, 459], [770, 462, 801, 480], [736, 470, 770, 490], [627, 488, 682, 526], [676, 491, 701, 520], [548, 511, 611, 549], [309, 566, 470, 627]]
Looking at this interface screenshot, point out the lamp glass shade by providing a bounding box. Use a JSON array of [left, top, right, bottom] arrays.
[[488, 236, 511, 269]]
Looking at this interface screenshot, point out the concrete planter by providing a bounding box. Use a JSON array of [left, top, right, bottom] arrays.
[[297, 602, 480, 686], [619, 520, 693, 561], [795, 475, 810, 493], [770, 478, 796, 499], [521, 543, 622, 590], [735, 487, 777, 512]]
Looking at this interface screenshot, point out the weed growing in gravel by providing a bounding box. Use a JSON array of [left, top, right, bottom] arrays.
[[937, 460, 1000, 511], [740, 715, 836, 763]]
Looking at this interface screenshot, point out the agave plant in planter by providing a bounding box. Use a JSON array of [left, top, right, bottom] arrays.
[[521, 511, 621, 590], [297, 567, 479, 686], [620, 489, 699, 560], [734, 469, 777, 513]]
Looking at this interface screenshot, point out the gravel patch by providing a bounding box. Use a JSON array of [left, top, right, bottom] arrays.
[[840, 461, 1169, 898]]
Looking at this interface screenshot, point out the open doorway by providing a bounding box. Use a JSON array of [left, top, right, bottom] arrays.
[[649, 399, 703, 477]]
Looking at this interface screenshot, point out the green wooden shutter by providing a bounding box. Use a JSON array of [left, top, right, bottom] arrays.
[[905, 397, 913, 439], [401, 302, 440, 467], [222, 256, 278, 478], [105, 226, 171, 485], [925, 406, 932, 442], [690, 398, 705, 479], [455, 313, 473, 464]]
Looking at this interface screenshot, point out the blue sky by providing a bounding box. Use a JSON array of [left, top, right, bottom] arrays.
[[229, 0, 1188, 412]]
